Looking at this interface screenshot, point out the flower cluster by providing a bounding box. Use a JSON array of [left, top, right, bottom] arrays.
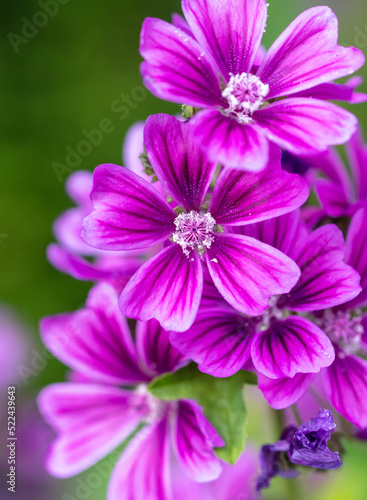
[[38, 1, 367, 499]]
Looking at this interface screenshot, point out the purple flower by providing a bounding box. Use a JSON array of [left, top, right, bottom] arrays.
[[140, 0, 364, 171], [47, 122, 149, 284], [82, 115, 308, 332], [319, 209, 367, 429], [170, 210, 360, 379], [250, 209, 367, 430], [290, 409, 342, 469], [38, 282, 225, 500], [257, 409, 342, 491]]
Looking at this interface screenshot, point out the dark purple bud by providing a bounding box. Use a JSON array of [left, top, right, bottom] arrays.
[[257, 410, 342, 491], [289, 409, 342, 470]]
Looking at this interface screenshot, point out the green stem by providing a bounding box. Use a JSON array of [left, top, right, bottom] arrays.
[[286, 477, 300, 500], [272, 408, 285, 438], [272, 409, 301, 500]]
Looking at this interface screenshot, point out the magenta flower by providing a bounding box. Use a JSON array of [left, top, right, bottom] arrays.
[[38, 282, 226, 500], [245, 209, 367, 429], [82, 115, 308, 332], [170, 209, 360, 383], [317, 209, 367, 429], [257, 410, 342, 491], [48, 122, 148, 284], [140, 0, 364, 171]]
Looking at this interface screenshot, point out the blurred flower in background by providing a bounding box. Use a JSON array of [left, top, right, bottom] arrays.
[[0, 305, 28, 394], [0, 305, 56, 499]]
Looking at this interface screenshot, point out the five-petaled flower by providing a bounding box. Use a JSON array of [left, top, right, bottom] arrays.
[[140, 0, 364, 171], [170, 210, 361, 385], [82, 115, 308, 332], [38, 283, 225, 500]]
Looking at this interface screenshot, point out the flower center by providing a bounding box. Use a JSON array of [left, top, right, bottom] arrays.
[[257, 297, 284, 331], [222, 73, 269, 124], [135, 384, 169, 423], [172, 211, 216, 257], [317, 310, 364, 354]]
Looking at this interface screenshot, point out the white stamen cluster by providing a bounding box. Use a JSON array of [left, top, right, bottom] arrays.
[[172, 211, 216, 257], [222, 73, 269, 124]]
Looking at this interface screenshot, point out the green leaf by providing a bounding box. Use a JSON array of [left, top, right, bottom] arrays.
[[148, 363, 257, 464]]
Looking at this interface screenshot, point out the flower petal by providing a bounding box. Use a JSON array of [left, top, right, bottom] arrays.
[[47, 243, 108, 281], [200, 268, 230, 309], [122, 121, 145, 176], [324, 351, 367, 429], [190, 110, 269, 171], [82, 164, 176, 251], [212, 449, 259, 500], [210, 150, 308, 225], [291, 82, 354, 102], [140, 17, 223, 108], [144, 115, 217, 212], [315, 179, 351, 218], [173, 401, 223, 482], [346, 128, 367, 201], [232, 211, 301, 255], [258, 6, 364, 98], [135, 319, 186, 377], [170, 308, 256, 377], [205, 234, 300, 316], [171, 448, 258, 499], [107, 418, 171, 500], [120, 245, 203, 332], [306, 148, 352, 192], [251, 317, 335, 379], [46, 243, 140, 283], [346, 76, 367, 103], [301, 206, 326, 229], [172, 13, 193, 37], [280, 225, 361, 311], [54, 207, 96, 256], [182, 0, 268, 79], [255, 98, 358, 155], [40, 283, 148, 385], [258, 372, 314, 409], [342, 208, 367, 309], [38, 383, 148, 477], [65, 170, 93, 206]]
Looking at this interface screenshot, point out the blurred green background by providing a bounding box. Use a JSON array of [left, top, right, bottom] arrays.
[[1, 0, 366, 498]]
